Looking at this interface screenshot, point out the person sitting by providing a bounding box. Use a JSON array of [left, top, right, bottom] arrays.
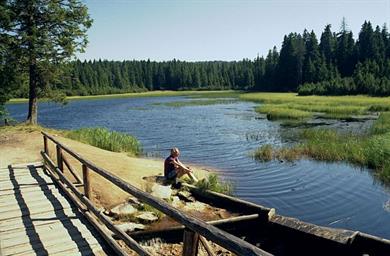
[[164, 147, 195, 186]]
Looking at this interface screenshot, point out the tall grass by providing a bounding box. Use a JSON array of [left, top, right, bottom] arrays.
[[255, 105, 312, 120], [195, 174, 234, 195], [66, 127, 142, 156], [253, 112, 390, 182], [242, 92, 390, 120]]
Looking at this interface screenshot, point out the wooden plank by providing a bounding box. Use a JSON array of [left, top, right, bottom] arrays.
[[50, 244, 110, 256], [42, 158, 127, 256], [182, 229, 199, 256], [3, 235, 104, 256], [0, 188, 63, 202], [0, 202, 75, 221], [0, 212, 79, 232], [0, 191, 66, 207], [0, 172, 53, 183], [0, 184, 58, 196], [0, 196, 73, 214], [1, 219, 97, 242], [42, 151, 151, 256], [41, 132, 273, 256], [0, 182, 55, 191]]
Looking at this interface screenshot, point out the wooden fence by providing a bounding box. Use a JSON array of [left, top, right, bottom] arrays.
[[41, 132, 272, 256]]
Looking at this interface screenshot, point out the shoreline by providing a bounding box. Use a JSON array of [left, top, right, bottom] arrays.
[[0, 125, 210, 208], [7, 90, 241, 104]]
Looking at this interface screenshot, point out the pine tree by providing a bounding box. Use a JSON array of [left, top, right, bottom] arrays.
[[1, 0, 92, 124]]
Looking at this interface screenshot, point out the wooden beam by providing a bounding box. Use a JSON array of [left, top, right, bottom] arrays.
[[82, 164, 91, 199], [182, 229, 199, 256], [41, 132, 272, 256], [56, 145, 63, 172], [130, 214, 259, 239], [43, 136, 48, 154], [42, 151, 151, 256], [62, 155, 83, 184], [200, 236, 216, 256]]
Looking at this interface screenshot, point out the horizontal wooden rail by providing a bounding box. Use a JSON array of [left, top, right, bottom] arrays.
[[41, 131, 272, 256]]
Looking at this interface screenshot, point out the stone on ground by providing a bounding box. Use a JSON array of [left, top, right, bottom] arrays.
[[150, 183, 172, 199], [137, 212, 159, 223], [115, 223, 145, 233], [110, 202, 138, 216]]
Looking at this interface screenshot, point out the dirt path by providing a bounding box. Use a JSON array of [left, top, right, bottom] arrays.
[[0, 126, 208, 208]]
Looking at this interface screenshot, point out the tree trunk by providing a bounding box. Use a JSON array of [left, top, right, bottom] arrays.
[[27, 63, 38, 125]]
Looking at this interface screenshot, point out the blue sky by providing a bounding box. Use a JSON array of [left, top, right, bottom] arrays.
[[78, 0, 390, 61]]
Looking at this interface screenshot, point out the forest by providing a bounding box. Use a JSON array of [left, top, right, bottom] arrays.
[[10, 20, 390, 97]]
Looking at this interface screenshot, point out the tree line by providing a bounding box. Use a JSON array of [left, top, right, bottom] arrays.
[[18, 19, 385, 97], [3, 18, 390, 122]]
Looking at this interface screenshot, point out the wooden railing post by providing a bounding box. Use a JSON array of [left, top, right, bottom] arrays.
[[183, 229, 200, 256], [56, 145, 63, 172], [83, 164, 91, 199], [43, 136, 48, 154]]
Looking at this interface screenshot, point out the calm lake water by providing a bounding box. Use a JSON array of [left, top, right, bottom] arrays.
[[6, 96, 390, 239]]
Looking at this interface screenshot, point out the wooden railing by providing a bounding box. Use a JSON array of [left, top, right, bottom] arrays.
[[41, 131, 272, 256]]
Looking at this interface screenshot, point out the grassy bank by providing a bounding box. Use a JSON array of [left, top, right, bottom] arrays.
[[254, 112, 390, 182], [241, 93, 390, 120], [65, 127, 142, 156], [8, 90, 241, 104], [153, 99, 237, 108]]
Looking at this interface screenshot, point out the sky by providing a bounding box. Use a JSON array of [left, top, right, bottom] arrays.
[[77, 0, 390, 61]]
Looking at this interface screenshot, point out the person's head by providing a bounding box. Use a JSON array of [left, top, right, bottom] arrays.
[[170, 147, 180, 157]]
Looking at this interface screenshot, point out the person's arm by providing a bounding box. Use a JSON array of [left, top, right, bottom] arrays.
[[174, 158, 191, 172]]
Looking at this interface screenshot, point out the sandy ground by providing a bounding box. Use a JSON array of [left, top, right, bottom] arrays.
[[0, 126, 208, 209]]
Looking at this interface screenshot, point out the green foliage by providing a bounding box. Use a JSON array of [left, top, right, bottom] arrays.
[[1, 0, 92, 123], [371, 112, 390, 135], [253, 145, 273, 161], [242, 92, 390, 121], [6, 19, 390, 98], [66, 128, 142, 156], [195, 174, 234, 195], [253, 112, 390, 182], [255, 105, 312, 120]]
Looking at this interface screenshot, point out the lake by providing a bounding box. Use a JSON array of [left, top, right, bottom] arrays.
[[6, 96, 390, 239]]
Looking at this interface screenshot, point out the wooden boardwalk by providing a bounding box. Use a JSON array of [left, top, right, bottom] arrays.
[[0, 163, 112, 256]]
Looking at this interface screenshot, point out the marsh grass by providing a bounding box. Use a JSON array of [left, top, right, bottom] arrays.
[[371, 112, 390, 135], [255, 105, 312, 120], [195, 174, 234, 195], [153, 99, 237, 108], [242, 92, 390, 120], [66, 127, 142, 156], [253, 112, 390, 182]]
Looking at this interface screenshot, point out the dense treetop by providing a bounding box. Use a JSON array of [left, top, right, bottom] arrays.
[[8, 20, 390, 98]]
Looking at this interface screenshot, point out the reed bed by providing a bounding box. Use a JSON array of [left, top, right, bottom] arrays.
[[255, 105, 312, 120], [253, 112, 390, 182], [66, 127, 142, 156], [242, 92, 390, 120]]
